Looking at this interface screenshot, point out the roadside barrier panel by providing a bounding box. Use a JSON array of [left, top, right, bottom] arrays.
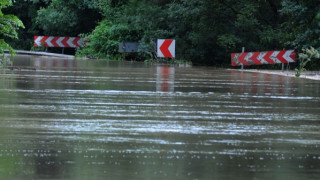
[[34, 36, 87, 48], [231, 50, 296, 67]]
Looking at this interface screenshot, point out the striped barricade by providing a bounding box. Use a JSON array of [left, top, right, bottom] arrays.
[[231, 50, 296, 66], [34, 36, 87, 48]]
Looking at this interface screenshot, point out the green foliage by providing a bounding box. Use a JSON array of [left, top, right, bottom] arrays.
[[126, 2, 172, 54], [295, 47, 320, 77], [2, 0, 42, 49], [77, 20, 138, 60], [217, 34, 241, 50], [34, 0, 101, 36], [36, 5, 78, 35], [0, 0, 24, 66], [144, 57, 192, 66], [3, 0, 101, 51], [2, 0, 320, 66], [279, 0, 320, 50]]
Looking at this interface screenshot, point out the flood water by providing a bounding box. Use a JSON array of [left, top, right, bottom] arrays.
[[0, 55, 320, 180]]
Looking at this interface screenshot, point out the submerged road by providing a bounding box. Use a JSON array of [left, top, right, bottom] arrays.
[[0, 55, 319, 180]]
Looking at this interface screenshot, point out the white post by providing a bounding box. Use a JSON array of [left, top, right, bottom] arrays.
[[281, 48, 285, 72], [241, 47, 245, 71]]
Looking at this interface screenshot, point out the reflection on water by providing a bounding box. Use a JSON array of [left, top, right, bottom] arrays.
[[33, 57, 76, 69], [230, 71, 296, 95], [0, 55, 319, 179], [156, 66, 175, 92]]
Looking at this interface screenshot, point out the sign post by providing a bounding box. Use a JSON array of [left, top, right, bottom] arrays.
[[241, 47, 245, 71]]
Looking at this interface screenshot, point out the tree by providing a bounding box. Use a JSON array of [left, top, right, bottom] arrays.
[[2, 0, 320, 67], [4, 0, 101, 52], [3, 0, 46, 50], [279, 0, 320, 70], [77, 19, 140, 59], [279, 0, 320, 50], [166, 0, 284, 65], [35, 0, 101, 36], [0, 0, 24, 61]]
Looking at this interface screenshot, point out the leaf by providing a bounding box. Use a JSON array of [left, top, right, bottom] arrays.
[[0, 0, 24, 66]]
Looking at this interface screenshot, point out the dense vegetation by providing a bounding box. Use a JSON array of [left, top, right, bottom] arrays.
[[0, 0, 24, 66], [2, 0, 320, 67]]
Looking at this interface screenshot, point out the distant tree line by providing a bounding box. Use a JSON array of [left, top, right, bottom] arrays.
[[3, 0, 320, 67]]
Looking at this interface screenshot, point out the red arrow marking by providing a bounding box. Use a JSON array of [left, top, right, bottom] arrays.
[[263, 51, 275, 64], [41, 36, 49, 47], [231, 53, 236, 59], [231, 53, 237, 66], [73, 37, 80, 47], [290, 50, 296, 62], [61, 37, 70, 47], [34, 36, 39, 47], [160, 39, 173, 58], [276, 50, 288, 63], [250, 52, 262, 65], [51, 37, 60, 47], [238, 52, 250, 66]]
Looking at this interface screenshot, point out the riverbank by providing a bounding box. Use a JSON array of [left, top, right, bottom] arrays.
[[230, 69, 320, 81]]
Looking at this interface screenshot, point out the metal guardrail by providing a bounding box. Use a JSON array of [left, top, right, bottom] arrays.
[[4, 50, 75, 59]]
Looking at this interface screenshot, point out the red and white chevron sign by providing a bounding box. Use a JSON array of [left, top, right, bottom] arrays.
[[34, 36, 87, 48], [157, 39, 175, 58], [231, 50, 296, 66]]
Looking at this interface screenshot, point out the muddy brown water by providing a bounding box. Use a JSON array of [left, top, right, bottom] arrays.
[[0, 55, 319, 179]]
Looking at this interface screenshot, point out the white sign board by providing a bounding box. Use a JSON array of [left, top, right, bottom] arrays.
[[157, 39, 175, 58]]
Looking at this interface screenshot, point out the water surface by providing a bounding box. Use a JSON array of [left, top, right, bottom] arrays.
[[0, 55, 319, 179]]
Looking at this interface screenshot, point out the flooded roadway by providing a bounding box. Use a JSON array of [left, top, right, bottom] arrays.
[[0, 55, 319, 179]]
